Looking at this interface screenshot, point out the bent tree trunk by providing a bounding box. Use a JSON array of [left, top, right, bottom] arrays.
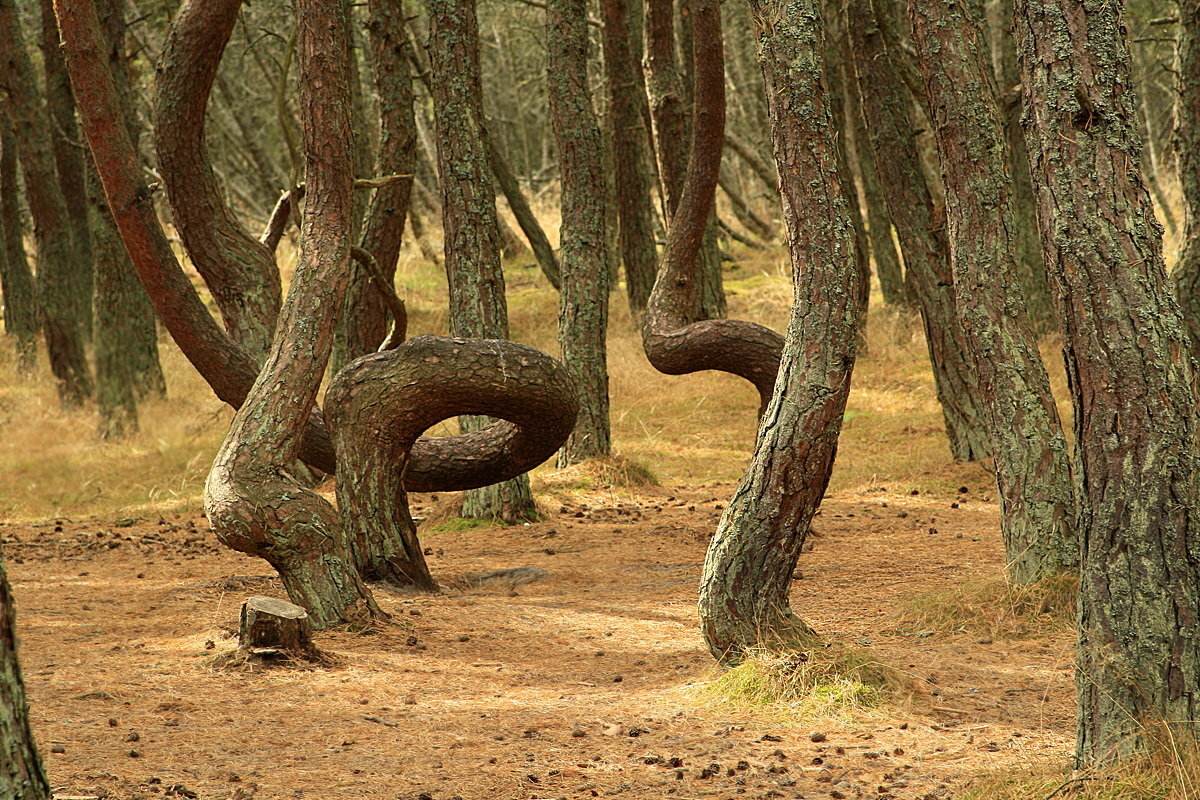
[[1015, 0, 1200, 766], [908, 0, 1075, 583], [549, 0, 612, 466], [640, 0, 783, 419], [1, 553, 49, 800], [698, 0, 862, 661], [204, 0, 382, 629], [847, 0, 990, 462], [427, 0, 538, 523]]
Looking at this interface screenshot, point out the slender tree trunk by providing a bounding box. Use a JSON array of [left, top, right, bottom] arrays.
[[1175, 2, 1200, 361], [0, 0, 92, 406], [549, 0, 611, 466], [698, 0, 862, 661], [848, 0, 990, 462], [908, 0, 1076, 583], [427, 0, 538, 523], [602, 0, 659, 314], [1015, 0, 1200, 766], [0, 554, 49, 800], [485, 134, 562, 290], [204, 0, 383, 629], [37, 0, 94, 341], [0, 127, 38, 371]]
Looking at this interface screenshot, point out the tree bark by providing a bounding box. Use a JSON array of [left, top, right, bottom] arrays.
[[154, 0, 282, 358], [847, 0, 990, 462], [908, 0, 1076, 583], [0, 553, 49, 800], [427, 0, 538, 523], [0, 126, 38, 372], [549, 0, 612, 466], [1015, 0, 1200, 765], [0, 0, 92, 406], [698, 0, 862, 661], [602, 0, 659, 314], [204, 0, 382, 629]]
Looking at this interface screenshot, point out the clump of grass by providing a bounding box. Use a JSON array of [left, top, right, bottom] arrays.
[[698, 644, 914, 719], [896, 572, 1078, 639], [534, 455, 659, 493], [431, 516, 500, 534]]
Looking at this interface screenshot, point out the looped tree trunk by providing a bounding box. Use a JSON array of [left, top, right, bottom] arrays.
[[640, 0, 783, 416], [327, 335, 578, 587]]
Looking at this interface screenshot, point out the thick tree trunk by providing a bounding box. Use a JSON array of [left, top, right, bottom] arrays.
[[331, 0, 417, 369], [1175, 2, 1200, 361], [154, 0, 282, 359], [698, 0, 862, 661], [602, 0, 659, 314], [0, 126, 38, 372], [427, 0, 538, 523], [1015, 0, 1200, 766], [0, 0, 92, 407], [908, 0, 1076, 583], [37, 0, 94, 341], [0, 554, 49, 800], [549, 0, 612, 466], [204, 0, 382, 629], [847, 0, 990, 462]]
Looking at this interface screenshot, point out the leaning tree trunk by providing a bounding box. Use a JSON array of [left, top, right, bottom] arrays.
[[0, 126, 38, 372], [0, 0, 92, 407], [641, 0, 783, 419], [1174, 1, 1200, 362], [1015, 0, 1200, 766], [847, 0, 990, 462], [485, 134, 562, 290], [908, 0, 1076, 583], [0, 554, 48, 800], [154, 0, 282, 359], [698, 0, 863, 661], [602, 0, 659, 315], [427, 0, 538, 523], [204, 0, 383, 629], [549, 0, 612, 467]]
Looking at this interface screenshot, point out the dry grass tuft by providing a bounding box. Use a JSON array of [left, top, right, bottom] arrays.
[[534, 455, 659, 493], [698, 643, 916, 719], [895, 572, 1078, 639]]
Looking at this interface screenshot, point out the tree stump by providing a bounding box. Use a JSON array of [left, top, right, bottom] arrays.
[[236, 596, 323, 662]]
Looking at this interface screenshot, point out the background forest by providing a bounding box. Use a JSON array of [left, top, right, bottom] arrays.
[[2, 0, 1199, 797]]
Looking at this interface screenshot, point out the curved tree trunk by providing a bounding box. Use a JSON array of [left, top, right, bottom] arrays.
[[549, 0, 612, 466], [698, 0, 862, 661], [0, 0, 92, 407], [154, 0, 282, 359], [908, 0, 1076, 583], [0, 554, 49, 800], [204, 0, 382, 629], [427, 0, 538, 523], [1015, 0, 1200, 766], [847, 0, 990, 462], [0, 126, 38, 372], [602, 0, 659, 315]]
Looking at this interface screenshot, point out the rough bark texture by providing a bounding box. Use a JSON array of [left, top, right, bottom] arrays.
[[642, 0, 783, 417], [549, 0, 612, 466], [332, 0, 418, 368], [908, 0, 1075, 583], [238, 596, 319, 658], [1175, 1, 1200, 361], [38, 0, 94, 339], [0, 554, 49, 800], [327, 336, 577, 586], [92, 0, 164, 438], [1015, 0, 1200, 765], [698, 0, 862, 661], [427, 0, 537, 522], [0, 125, 38, 371], [0, 0, 92, 406], [847, 0, 990, 462], [154, 0, 282, 358], [602, 0, 659, 314], [204, 0, 382, 629]]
